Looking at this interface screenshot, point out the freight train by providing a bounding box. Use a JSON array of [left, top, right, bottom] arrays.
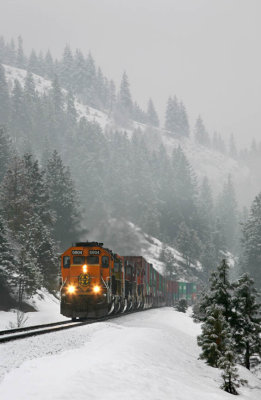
[[60, 241, 199, 320]]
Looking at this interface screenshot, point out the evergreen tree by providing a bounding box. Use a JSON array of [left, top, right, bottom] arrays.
[[172, 146, 198, 231], [84, 52, 96, 105], [179, 101, 190, 137], [241, 192, 261, 290], [176, 222, 202, 266], [176, 298, 188, 313], [108, 80, 116, 116], [28, 49, 40, 74], [197, 304, 232, 367], [118, 71, 133, 118], [16, 36, 26, 68], [0, 212, 16, 289], [73, 48, 87, 97], [194, 116, 210, 147], [10, 79, 26, 146], [216, 175, 238, 251], [26, 215, 57, 291], [44, 49, 55, 79], [232, 274, 261, 369], [0, 127, 13, 183], [60, 44, 74, 91], [198, 259, 233, 322], [218, 350, 245, 395], [14, 229, 42, 307], [45, 151, 82, 248], [147, 98, 159, 127], [229, 134, 237, 159], [165, 96, 179, 135], [0, 64, 10, 126]]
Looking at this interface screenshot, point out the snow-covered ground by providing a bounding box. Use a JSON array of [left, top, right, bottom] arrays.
[[0, 305, 260, 400], [0, 289, 67, 331]]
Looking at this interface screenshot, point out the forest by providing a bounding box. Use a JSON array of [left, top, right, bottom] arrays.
[[0, 35, 261, 307]]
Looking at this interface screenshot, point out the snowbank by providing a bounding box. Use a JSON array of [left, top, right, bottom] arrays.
[[0, 308, 260, 400]]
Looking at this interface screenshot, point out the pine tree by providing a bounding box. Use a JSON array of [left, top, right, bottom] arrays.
[[232, 274, 261, 369], [165, 96, 179, 135], [179, 101, 190, 137], [45, 151, 82, 248], [176, 222, 202, 266], [197, 304, 232, 367], [14, 229, 42, 307], [42, 50, 53, 79], [176, 299, 188, 313], [0, 127, 13, 183], [229, 134, 237, 159], [194, 116, 210, 147], [198, 259, 233, 322], [0, 212, 16, 289], [73, 48, 87, 97], [172, 146, 198, 230], [218, 350, 246, 395], [26, 215, 57, 291], [216, 175, 238, 251], [28, 49, 40, 74], [10, 79, 25, 146], [132, 102, 147, 123], [0, 64, 10, 126], [147, 98, 159, 127], [241, 192, 261, 290], [60, 44, 74, 91], [16, 36, 26, 68], [84, 52, 97, 105], [118, 71, 133, 118]]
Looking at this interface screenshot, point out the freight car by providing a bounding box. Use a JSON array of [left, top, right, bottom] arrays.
[[60, 241, 198, 320]]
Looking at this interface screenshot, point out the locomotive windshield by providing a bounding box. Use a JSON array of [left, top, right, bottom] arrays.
[[86, 255, 99, 264], [73, 256, 85, 264]]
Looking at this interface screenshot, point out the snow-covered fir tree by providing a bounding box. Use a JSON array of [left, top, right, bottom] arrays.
[[197, 304, 232, 367], [194, 116, 210, 147], [0, 64, 10, 126], [241, 192, 261, 290], [45, 150, 82, 248], [197, 259, 233, 322], [147, 98, 159, 127], [0, 212, 16, 291], [232, 273, 261, 369], [218, 350, 246, 395], [216, 175, 238, 252]]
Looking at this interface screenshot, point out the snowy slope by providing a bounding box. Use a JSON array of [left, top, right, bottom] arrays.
[[0, 308, 260, 400], [0, 289, 67, 331], [88, 219, 202, 281], [2, 63, 251, 201]]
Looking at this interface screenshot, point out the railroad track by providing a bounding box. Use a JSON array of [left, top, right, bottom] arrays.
[[0, 319, 96, 344], [0, 307, 152, 344]]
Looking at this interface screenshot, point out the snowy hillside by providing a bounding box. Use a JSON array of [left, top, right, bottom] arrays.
[[89, 219, 202, 281], [2, 64, 251, 202], [0, 307, 260, 400]]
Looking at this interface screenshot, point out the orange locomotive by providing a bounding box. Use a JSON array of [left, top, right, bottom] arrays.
[[60, 241, 199, 319], [60, 242, 125, 319]]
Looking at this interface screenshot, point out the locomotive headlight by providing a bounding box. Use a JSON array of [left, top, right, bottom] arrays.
[[67, 285, 75, 294], [93, 285, 101, 294], [82, 264, 87, 273]]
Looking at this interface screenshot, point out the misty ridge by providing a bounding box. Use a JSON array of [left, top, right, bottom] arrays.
[[0, 34, 261, 305]]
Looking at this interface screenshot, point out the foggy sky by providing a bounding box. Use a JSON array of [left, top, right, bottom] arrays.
[[0, 0, 260, 147]]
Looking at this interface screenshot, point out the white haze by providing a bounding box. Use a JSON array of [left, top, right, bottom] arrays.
[[0, 0, 261, 147]]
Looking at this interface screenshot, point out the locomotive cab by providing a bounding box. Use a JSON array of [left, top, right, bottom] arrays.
[[60, 242, 115, 319]]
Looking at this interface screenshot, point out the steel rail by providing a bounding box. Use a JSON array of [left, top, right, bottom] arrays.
[[0, 307, 156, 344]]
